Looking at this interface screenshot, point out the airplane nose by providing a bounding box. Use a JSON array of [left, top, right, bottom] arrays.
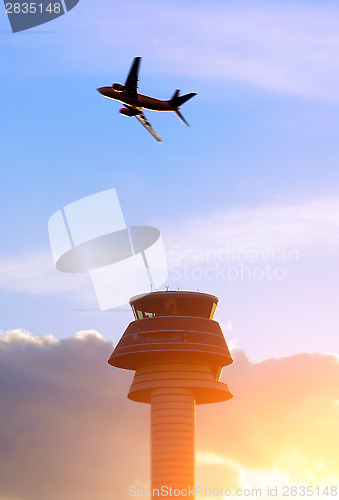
[[97, 86, 113, 98]]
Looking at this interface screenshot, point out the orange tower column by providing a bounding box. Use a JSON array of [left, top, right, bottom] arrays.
[[151, 388, 195, 495]]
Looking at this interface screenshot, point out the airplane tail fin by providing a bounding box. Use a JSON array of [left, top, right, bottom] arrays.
[[169, 89, 197, 108]]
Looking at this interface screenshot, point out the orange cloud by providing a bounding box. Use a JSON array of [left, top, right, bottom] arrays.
[[0, 331, 338, 499], [197, 350, 339, 488]]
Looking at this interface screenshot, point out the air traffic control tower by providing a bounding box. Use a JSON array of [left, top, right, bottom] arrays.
[[108, 291, 233, 497]]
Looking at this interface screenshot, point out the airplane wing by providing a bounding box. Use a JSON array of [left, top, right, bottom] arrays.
[[124, 57, 141, 100], [135, 111, 163, 143]]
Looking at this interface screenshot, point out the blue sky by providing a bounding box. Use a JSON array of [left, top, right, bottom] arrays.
[[1, 0, 339, 361]]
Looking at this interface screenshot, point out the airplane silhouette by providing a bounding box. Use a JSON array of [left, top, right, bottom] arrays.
[[97, 57, 196, 142]]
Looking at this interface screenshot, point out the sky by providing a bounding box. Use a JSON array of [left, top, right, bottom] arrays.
[[1, 0, 339, 498]]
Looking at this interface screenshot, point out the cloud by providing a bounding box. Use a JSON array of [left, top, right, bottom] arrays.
[[1, 197, 338, 300], [8, 0, 339, 99], [197, 350, 339, 488], [164, 197, 339, 263], [160, 198, 339, 363], [0, 328, 57, 345], [0, 252, 94, 301], [0, 330, 149, 500], [0, 331, 338, 499]]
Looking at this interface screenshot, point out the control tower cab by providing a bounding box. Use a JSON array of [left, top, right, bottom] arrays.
[[109, 291, 233, 404]]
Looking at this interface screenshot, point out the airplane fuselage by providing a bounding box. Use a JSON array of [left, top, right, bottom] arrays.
[[98, 86, 176, 111]]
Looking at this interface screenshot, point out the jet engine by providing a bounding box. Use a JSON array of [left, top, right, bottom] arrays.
[[112, 83, 125, 91], [120, 108, 138, 117]]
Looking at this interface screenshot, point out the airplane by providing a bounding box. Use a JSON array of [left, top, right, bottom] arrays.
[[97, 57, 196, 142]]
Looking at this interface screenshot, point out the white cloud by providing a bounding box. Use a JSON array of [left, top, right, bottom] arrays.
[[0, 251, 94, 299], [1, 198, 338, 299], [197, 451, 292, 492], [75, 329, 104, 340], [0, 329, 104, 345], [197, 452, 241, 470], [220, 321, 234, 333], [164, 197, 339, 261], [0, 328, 57, 345]]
